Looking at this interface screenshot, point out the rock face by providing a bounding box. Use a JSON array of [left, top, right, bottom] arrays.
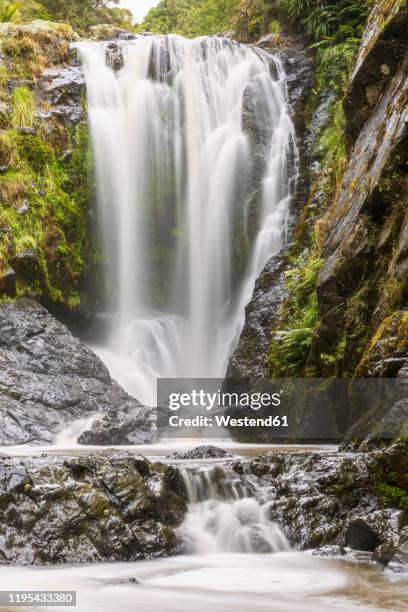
[[0, 452, 187, 564], [307, 0, 408, 376], [239, 441, 408, 565], [40, 65, 85, 125], [0, 300, 154, 446], [226, 254, 288, 379]]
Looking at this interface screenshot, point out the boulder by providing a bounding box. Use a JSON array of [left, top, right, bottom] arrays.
[[256, 444, 406, 563], [0, 452, 187, 564], [345, 518, 381, 551], [172, 445, 232, 460], [0, 299, 155, 446]]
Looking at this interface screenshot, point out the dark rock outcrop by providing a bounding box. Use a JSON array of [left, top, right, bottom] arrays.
[[0, 299, 154, 446], [226, 254, 288, 379], [240, 442, 408, 564], [0, 452, 187, 564], [172, 445, 232, 460], [41, 65, 85, 125]]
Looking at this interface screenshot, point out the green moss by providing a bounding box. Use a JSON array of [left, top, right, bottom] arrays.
[[376, 482, 408, 511], [11, 86, 36, 129], [0, 119, 94, 308], [17, 132, 54, 172]]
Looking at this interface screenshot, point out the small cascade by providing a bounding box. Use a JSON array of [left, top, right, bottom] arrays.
[[180, 466, 289, 554], [53, 413, 105, 447]]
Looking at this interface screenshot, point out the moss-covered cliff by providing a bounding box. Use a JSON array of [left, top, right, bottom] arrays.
[[0, 21, 95, 309], [263, 0, 408, 380]]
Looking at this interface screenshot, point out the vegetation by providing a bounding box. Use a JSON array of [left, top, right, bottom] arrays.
[[377, 473, 408, 511], [0, 23, 94, 307], [268, 249, 323, 376], [141, 0, 367, 43], [0, 0, 134, 34], [0, 1, 19, 22], [141, 0, 237, 38], [11, 86, 35, 129]]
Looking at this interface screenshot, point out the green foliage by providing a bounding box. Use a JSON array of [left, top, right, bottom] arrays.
[[0, 129, 18, 165], [14, 0, 134, 34], [0, 121, 92, 307], [275, 0, 367, 44], [11, 86, 35, 129], [0, 0, 19, 22], [316, 100, 347, 189], [141, 0, 237, 37], [315, 38, 361, 94], [269, 19, 281, 34], [17, 133, 54, 172], [268, 254, 324, 376], [377, 481, 408, 511]]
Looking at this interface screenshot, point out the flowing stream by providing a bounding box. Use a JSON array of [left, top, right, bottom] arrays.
[[1, 460, 407, 612], [78, 35, 297, 405]]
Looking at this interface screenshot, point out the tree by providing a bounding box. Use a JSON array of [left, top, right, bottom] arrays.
[[23, 0, 133, 34]]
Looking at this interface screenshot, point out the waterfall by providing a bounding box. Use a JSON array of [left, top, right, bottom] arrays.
[[180, 466, 289, 554], [78, 35, 298, 405]]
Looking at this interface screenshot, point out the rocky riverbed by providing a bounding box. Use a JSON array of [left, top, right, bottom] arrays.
[[1, 443, 408, 568]]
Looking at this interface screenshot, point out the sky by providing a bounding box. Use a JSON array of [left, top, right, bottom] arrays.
[[115, 0, 160, 23]]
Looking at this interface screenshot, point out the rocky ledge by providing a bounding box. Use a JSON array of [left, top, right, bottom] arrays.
[[0, 452, 186, 564], [0, 299, 154, 446], [238, 441, 408, 567]]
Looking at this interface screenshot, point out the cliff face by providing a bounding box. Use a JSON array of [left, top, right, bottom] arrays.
[[313, 0, 408, 378], [230, 0, 408, 385], [0, 21, 94, 311]]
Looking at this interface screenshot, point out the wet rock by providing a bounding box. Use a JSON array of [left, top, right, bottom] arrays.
[[256, 33, 280, 49], [12, 249, 40, 278], [60, 149, 73, 163], [246, 444, 407, 564], [17, 201, 30, 215], [0, 299, 154, 446], [226, 253, 288, 379], [345, 518, 381, 551], [106, 42, 124, 71], [0, 452, 187, 564], [78, 406, 155, 446], [345, 0, 407, 141], [357, 311, 408, 377], [172, 445, 232, 459], [41, 65, 85, 125], [313, 52, 408, 362]]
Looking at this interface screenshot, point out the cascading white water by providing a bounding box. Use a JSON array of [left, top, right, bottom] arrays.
[[78, 35, 298, 405], [180, 466, 289, 554]]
